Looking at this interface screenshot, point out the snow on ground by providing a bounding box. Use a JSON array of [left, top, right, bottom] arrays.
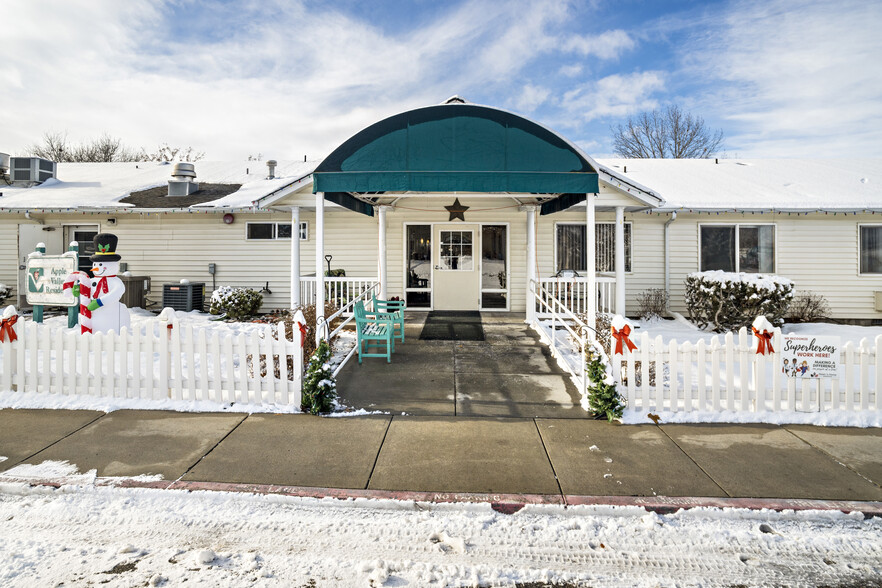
[[0, 472, 880, 587]]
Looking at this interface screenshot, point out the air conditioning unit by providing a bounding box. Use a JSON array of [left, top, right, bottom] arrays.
[[163, 282, 205, 312], [10, 157, 56, 186]]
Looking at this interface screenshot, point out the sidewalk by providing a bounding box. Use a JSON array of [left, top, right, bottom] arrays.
[[1, 408, 881, 513]]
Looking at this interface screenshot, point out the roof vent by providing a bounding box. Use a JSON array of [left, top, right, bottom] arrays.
[[443, 95, 467, 104], [168, 162, 198, 196], [266, 159, 277, 179]]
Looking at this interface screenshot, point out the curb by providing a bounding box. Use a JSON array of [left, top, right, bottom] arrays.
[[100, 479, 882, 518]]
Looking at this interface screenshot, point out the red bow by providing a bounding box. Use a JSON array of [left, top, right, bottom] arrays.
[[297, 322, 307, 346], [753, 327, 774, 355], [0, 315, 18, 343], [612, 325, 637, 355]]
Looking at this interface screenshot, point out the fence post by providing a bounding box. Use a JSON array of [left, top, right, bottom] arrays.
[[158, 308, 173, 399], [0, 306, 19, 392]]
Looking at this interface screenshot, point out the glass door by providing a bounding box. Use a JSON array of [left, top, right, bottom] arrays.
[[405, 225, 431, 308], [480, 225, 508, 309]]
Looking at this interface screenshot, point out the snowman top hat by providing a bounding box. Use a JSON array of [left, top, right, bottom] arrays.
[[90, 233, 122, 262]]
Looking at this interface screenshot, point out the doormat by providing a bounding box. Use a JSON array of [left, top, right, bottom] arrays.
[[419, 311, 485, 341]]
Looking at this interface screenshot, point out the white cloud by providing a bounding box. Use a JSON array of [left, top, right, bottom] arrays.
[[2, 0, 606, 160], [680, 0, 882, 157], [558, 71, 665, 124], [558, 64, 584, 78], [561, 29, 635, 60], [511, 84, 551, 113]]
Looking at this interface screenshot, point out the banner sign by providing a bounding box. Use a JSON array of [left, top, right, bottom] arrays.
[[25, 255, 77, 306], [781, 334, 841, 379]]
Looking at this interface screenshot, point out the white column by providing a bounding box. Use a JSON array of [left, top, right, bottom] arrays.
[[377, 205, 388, 300], [290, 206, 301, 309], [525, 205, 537, 322], [586, 194, 596, 327], [315, 192, 325, 344], [615, 205, 626, 315]]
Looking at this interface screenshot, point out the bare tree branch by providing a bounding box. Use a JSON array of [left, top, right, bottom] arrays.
[[611, 105, 724, 158]]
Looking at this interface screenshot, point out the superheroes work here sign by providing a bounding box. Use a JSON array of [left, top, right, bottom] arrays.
[[780, 334, 841, 379]]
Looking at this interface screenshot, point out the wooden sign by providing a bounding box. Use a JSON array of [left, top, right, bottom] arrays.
[[25, 255, 77, 306]]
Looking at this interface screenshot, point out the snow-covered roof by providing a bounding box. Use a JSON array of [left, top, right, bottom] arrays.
[[596, 158, 882, 212], [3, 157, 881, 213], [0, 160, 317, 212]]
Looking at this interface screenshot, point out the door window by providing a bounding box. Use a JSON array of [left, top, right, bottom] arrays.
[[439, 230, 473, 271]]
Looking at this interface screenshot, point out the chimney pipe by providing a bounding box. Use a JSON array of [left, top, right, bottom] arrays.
[[266, 159, 277, 179]]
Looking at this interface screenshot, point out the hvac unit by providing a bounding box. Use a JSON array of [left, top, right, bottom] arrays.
[[162, 282, 205, 312], [120, 276, 151, 309], [9, 157, 56, 186]]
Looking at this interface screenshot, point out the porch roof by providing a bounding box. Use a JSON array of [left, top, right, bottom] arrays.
[[313, 99, 601, 216]]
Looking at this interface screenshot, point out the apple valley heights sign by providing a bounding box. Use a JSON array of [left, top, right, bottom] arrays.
[[781, 334, 841, 379]]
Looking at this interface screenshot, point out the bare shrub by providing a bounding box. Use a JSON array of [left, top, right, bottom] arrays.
[[788, 291, 831, 323], [637, 288, 669, 321], [252, 302, 340, 380]]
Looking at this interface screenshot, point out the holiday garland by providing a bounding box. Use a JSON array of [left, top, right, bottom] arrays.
[[301, 339, 337, 415]]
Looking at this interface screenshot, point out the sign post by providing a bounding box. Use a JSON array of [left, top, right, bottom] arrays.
[[67, 241, 79, 328]]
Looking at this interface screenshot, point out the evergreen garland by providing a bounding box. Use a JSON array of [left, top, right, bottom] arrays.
[[301, 339, 336, 415], [586, 340, 625, 422]]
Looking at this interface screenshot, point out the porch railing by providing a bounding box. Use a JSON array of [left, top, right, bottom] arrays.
[[299, 277, 378, 315], [530, 279, 590, 408], [535, 275, 615, 318]]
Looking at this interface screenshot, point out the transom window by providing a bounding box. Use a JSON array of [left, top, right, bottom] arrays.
[[699, 224, 775, 273], [860, 225, 882, 274], [246, 222, 308, 240], [556, 223, 631, 274], [439, 230, 473, 271]]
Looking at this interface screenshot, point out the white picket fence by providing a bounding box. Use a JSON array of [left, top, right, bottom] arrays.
[[612, 328, 881, 414], [1, 312, 303, 407]]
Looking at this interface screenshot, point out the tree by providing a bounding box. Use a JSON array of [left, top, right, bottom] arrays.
[[611, 105, 724, 158], [25, 132, 205, 163], [26, 132, 139, 162]]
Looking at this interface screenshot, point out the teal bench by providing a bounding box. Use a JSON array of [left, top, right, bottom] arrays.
[[354, 300, 396, 363], [372, 294, 405, 344]]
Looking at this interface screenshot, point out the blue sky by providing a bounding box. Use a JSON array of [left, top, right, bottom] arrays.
[[4, 0, 881, 161]]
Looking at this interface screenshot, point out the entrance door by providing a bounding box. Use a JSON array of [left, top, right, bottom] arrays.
[[433, 224, 479, 310]]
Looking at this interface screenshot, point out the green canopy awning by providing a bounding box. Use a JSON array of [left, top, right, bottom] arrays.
[[314, 103, 599, 215]]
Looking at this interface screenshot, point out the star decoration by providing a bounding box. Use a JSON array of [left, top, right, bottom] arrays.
[[445, 198, 469, 221]]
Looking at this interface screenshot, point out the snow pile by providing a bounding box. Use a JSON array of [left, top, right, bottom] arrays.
[[688, 270, 794, 291], [0, 481, 880, 586]]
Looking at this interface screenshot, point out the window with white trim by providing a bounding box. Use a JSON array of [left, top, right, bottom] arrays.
[[859, 225, 882, 274], [699, 224, 775, 273], [246, 222, 308, 240], [555, 223, 631, 273]]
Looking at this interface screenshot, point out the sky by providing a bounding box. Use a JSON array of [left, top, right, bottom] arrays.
[[2, 0, 881, 162]]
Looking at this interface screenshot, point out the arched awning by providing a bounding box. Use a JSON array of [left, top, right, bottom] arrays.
[[313, 101, 600, 216]]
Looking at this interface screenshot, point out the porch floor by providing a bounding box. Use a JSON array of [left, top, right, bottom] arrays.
[[336, 312, 587, 418]]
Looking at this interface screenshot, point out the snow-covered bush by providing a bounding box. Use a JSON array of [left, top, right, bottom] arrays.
[[0, 283, 10, 305], [301, 339, 336, 414], [685, 271, 794, 332], [209, 286, 263, 320]]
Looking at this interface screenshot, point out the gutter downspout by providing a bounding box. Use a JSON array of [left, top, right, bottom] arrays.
[[664, 211, 677, 312]]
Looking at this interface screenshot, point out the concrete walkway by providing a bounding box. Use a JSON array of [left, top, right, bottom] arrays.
[[336, 312, 585, 417], [2, 408, 881, 509]]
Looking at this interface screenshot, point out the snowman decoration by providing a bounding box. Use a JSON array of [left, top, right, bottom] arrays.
[[64, 233, 131, 334]]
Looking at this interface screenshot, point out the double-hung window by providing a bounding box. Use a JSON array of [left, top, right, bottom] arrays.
[[556, 223, 631, 273], [246, 222, 308, 240], [859, 225, 882, 274], [699, 224, 775, 273]]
